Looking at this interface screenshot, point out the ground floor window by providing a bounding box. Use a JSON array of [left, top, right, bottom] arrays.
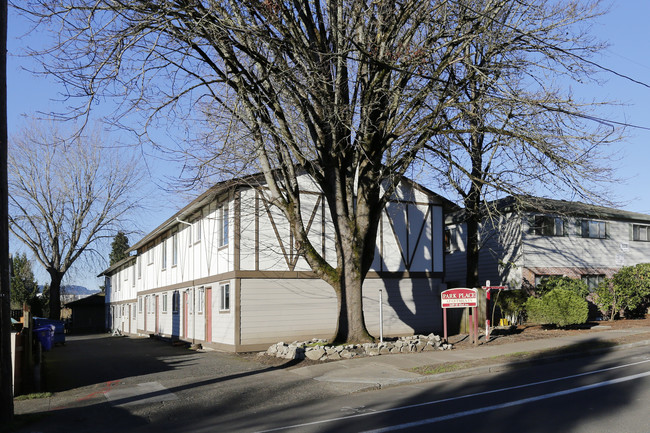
[[582, 274, 606, 292], [220, 283, 230, 311], [162, 292, 168, 313]]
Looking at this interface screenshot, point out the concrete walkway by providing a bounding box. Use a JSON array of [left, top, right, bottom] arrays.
[[290, 325, 650, 392]]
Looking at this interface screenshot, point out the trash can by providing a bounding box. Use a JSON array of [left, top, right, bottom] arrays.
[[33, 317, 66, 345], [34, 325, 55, 351]]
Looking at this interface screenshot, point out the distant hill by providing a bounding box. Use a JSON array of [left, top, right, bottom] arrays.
[[38, 285, 100, 296]]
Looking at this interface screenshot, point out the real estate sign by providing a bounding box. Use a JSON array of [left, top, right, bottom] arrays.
[[441, 288, 478, 308]]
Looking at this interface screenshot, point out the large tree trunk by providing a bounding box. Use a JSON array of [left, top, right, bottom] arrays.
[[332, 252, 373, 344], [47, 269, 64, 320]]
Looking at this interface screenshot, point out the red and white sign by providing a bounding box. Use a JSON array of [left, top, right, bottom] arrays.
[[441, 288, 478, 308], [482, 286, 508, 291]]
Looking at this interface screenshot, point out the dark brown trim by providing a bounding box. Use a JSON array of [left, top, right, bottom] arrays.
[[255, 191, 260, 271], [234, 190, 241, 272], [235, 278, 241, 347]]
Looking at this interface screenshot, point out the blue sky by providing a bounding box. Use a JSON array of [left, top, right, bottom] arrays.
[[6, 1, 650, 289]]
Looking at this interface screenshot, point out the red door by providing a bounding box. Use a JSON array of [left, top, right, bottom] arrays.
[[205, 288, 212, 342], [183, 292, 189, 338]]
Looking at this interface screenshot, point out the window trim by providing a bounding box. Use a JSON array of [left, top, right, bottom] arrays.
[[632, 224, 650, 242], [219, 283, 230, 311], [530, 215, 565, 237], [582, 219, 607, 239], [218, 205, 229, 248]]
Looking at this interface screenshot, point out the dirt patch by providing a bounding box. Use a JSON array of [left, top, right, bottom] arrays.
[[448, 315, 650, 350]]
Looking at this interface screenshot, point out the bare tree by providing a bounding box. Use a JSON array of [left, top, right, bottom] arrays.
[[20, 0, 618, 341], [8, 121, 142, 319], [421, 1, 621, 287]]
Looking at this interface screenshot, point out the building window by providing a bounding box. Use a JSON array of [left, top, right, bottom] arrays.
[[137, 256, 142, 279], [195, 216, 202, 243], [138, 296, 143, 313], [162, 292, 168, 313], [582, 274, 605, 292], [534, 274, 554, 287], [531, 216, 564, 236], [162, 237, 167, 270], [172, 232, 178, 266], [582, 220, 606, 239], [219, 205, 229, 247], [220, 283, 230, 311], [444, 228, 452, 252], [132, 263, 136, 287], [147, 243, 153, 265], [633, 224, 650, 242], [197, 287, 204, 313], [172, 291, 180, 313]]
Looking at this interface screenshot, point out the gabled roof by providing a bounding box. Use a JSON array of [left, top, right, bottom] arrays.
[[446, 195, 650, 224]]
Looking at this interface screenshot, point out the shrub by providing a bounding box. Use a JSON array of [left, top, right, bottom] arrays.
[[494, 290, 529, 324], [525, 288, 589, 327], [594, 264, 650, 319], [535, 276, 589, 298]]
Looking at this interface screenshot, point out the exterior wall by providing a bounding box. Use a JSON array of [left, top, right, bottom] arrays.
[[444, 213, 522, 287], [446, 208, 650, 289], [238, 276, 445, 351], [105, 175, 448, 351]]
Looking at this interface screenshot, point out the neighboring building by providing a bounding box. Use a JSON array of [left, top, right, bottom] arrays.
[[100, 174, 454, 352], [66, 293, 106, 333], [445, 196, 650, 291]]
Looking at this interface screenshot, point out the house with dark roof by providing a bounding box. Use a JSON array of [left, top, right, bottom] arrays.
[[445, 196, 650, 291], [99, 173, 455, 351]]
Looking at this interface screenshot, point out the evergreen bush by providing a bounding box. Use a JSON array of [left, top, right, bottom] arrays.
[[525, 288, 588, 327]]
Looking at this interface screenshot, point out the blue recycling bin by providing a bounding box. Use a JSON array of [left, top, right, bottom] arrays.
[[33, 317, 65, 345], [34, 325, 55, 351]]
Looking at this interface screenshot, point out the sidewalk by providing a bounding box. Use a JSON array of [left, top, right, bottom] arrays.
[[288, 325, 650, 392]]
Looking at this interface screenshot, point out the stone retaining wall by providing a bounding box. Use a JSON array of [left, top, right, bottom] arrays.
[[265, 334, 453, 361]]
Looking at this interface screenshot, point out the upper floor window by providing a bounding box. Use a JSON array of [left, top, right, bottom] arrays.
[[137, 255, 142, 279], [195, 215, 202, 243], [172, 232, 178, 266], [219, 205, 229, 247], [530, 215, 564, 236], [162, 237, 168, 269], [582, 220, 606, 239], [633, 224, 650, 242], [132, 263, 136, 287], [147, 243, 153, 265]]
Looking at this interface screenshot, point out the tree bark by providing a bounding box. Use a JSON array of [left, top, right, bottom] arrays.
[[47, 270, 64, 320]]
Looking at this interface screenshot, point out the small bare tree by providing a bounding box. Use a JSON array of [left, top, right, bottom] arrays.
[[8, 121, 142, 319]]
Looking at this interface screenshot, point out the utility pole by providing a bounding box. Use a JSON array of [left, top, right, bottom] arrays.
[[0, 0, 13, 422]]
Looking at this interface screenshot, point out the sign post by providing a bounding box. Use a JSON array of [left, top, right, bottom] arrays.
[[482, 284, 508, 342], [441, 288, 478, 343]]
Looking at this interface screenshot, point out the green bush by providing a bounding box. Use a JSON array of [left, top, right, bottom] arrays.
[[494, 290, 529, 324], [525, 288, 589, 327], [594, 263, 650, 319], [535, 276, 589, 298]]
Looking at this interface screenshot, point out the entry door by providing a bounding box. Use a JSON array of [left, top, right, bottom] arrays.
[[155, 296, 160, 334], [205, 288, 212, 342], [183, 291, 189, 338]]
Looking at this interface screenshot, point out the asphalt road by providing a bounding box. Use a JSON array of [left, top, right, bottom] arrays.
[[13, 334, 650, 433], [179, 345, 650, 433]]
